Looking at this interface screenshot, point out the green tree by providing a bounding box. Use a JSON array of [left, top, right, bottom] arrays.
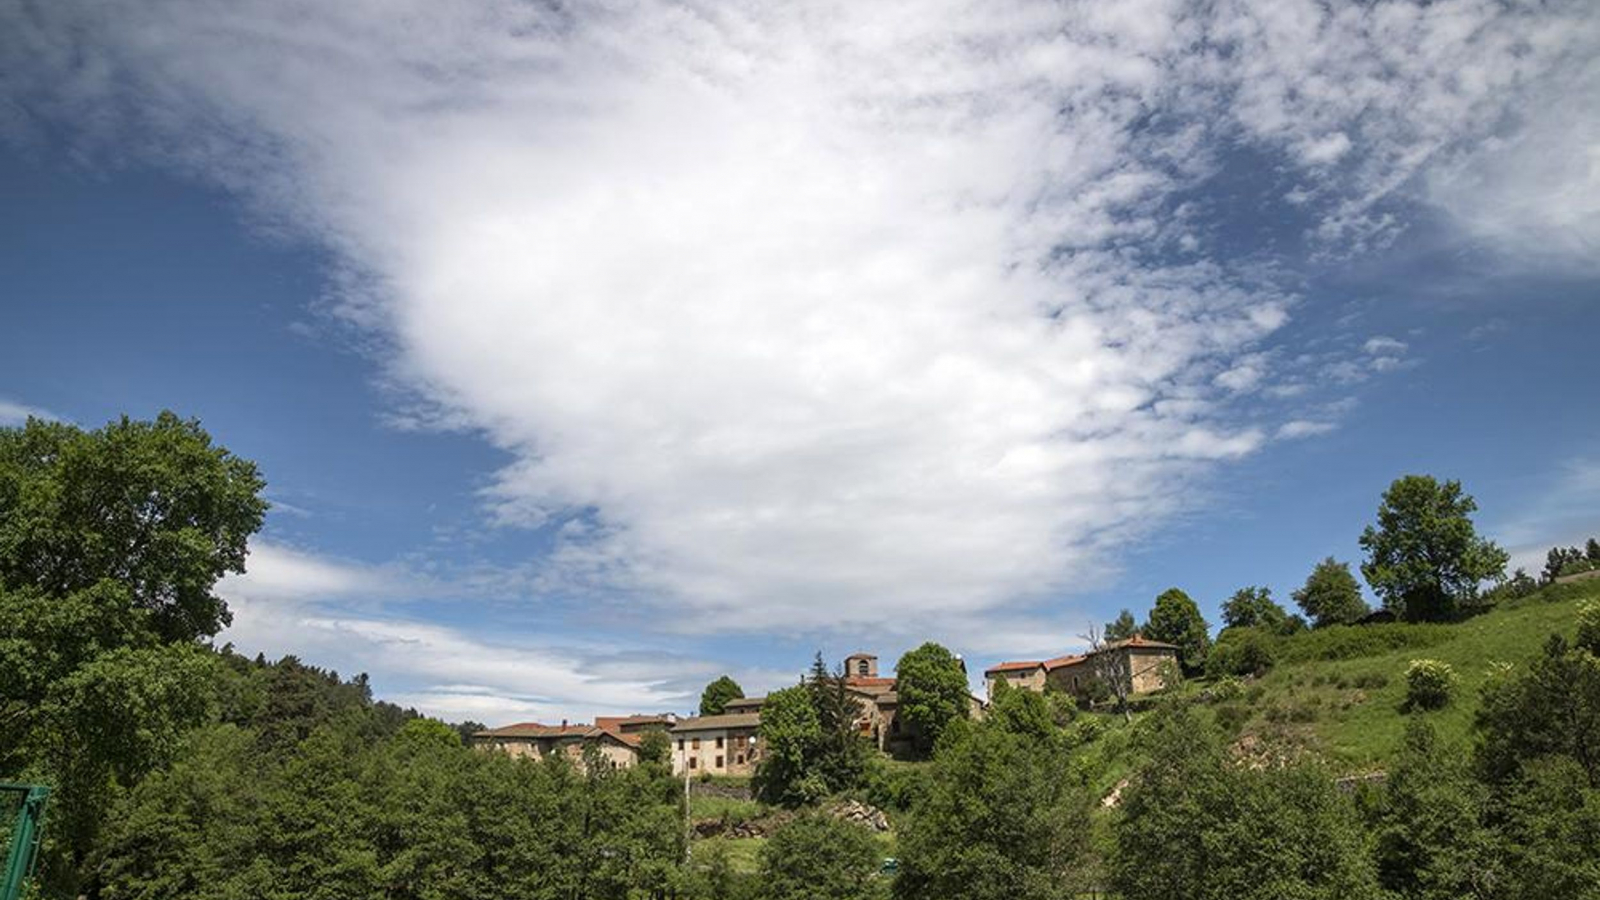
[[1220, 586, 1291, 633], [1589, 538, 1600, 563], [1205, 627, 1276, 678], [894, 715, 1094, 900], [754, 685, 825, 806], [892, 642, 970, 756], [0, 412, 268, 641], [1104, 608, 1139, 641], [760, 814, 884, 900], [807, 654, 868, 794], [1292, 557, 1369, 627], [1112, 707, 1380, 900], [1144, 588, 1211, 675], [638, 728, 672, 765], [1359, 476, 1508, 621], [1476, 634, 1600, 790], [699, 675, 745, 716], [1371, 720, 1495, 899]]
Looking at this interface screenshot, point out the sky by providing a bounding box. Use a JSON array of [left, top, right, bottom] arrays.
[[2, 0, 1598, 725]]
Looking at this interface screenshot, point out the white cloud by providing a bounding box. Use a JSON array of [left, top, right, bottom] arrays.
[[1277, 420, 1336, 440], [0, 398, 65, 426], [4, 0, 1593, 639], [1363, 336, 1408, 357], [1493, 459, 1600, 576]]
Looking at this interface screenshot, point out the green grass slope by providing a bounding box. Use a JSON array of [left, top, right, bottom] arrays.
[[1221, 579, 1598, 772]]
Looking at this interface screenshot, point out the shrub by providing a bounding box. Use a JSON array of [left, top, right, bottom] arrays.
[[1577, 601, 1600, 656], [1207, 628, 1277, 678], [760, 814, 885, 900], [1404, 659, 1456, 710], [1276, 623, 1450, 664]]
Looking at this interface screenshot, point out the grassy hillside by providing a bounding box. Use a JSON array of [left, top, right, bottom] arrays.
[[1218, 578, 1598, 772]]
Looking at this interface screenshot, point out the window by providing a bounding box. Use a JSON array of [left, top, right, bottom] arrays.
[[857, 659, 869, 676], [715, 736, 724, 749], [715, 755, 724, 768], [677, 739, 684, 750], [689, 757, 697, 770], [692, 737, 701, 749], [736, 754, 745, 765]]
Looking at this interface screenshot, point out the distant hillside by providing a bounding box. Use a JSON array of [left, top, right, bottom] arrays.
[[1213, 578, 1597, 773]]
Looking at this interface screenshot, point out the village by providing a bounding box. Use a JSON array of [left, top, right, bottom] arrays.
[[469, 636, 1180, 775]]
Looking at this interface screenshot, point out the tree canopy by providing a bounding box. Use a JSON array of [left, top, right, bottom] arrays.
[[1220, 586, 1299, 635], [699, 675, 745, 716], [1144, 588, 1210, 674], [1104, 608, 1139, 641], [1359, 476, 1507, 621], [1293, 557, 1369, 627], [0, 412, 268, 641], [892, 642, 969, 756]]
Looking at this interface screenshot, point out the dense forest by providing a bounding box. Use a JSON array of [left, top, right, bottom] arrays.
[[3, 413, 1597, 899]]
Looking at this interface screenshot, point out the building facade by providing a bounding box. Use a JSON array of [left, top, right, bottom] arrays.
[[985, 635, 1179, 703], [670, 712, 763, 776]]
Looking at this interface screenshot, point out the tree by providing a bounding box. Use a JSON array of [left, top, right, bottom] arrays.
[[0, 412, 268, 642], [1080, 623, 1136, 722], [1359, 475, 1508, 621], [1112, 707, 1380, 900], [753, 685, 825, 806], [1589, 538, 1600, 563], [1476, 634, 1600, 790], [1292, 557, 1369, 627], [760, 814, 884, 900], [1104, 609, 1139, 641], [1144, 588, 1210, 675], [894, 716, 1095, 900], [1220, 586, 1291, 634], [1544, 546, 1586, 583], [807, 654, 868, 793], [1371, 720, 1495, 900], [893, 642, 970, 756], [638, 728, 672, 765], [699, 675, 745, 716]]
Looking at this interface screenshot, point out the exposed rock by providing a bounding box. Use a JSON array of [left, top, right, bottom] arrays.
[[828, 799, 890, 832]]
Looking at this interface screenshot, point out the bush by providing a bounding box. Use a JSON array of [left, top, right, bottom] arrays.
[[1577, 601, 1600, 656], [1207, 628, 1277, 678], [1276, 623, 1450, 664], [760, 814, 885, 900], [1404, 659, 1456, 710]]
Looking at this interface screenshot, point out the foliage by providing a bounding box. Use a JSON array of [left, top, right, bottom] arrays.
[[1483, 568, 1539, 604], [1293, 557, 1370, 627], [1370, 720, 1496, 899], [0, 412, 268, 642], [805, 655, 869, 794], [753, 685, 825, 806], [1143, 588, 1210, 675], [892, 642, 969, 756], [699, 675, 745, 716], [1578, 601, 1600, 656], [1404, 659, 1457, 711], [1220, 586, 1297, 635], [1543, 540, 1600, 583], [1476, 634, 1600, 789], [639, 728, 672, 765], [1112, 707, 1380, 900], [1104, 609, 1138, 641], [894, 712, 1096, 900], [758, 814, 885, 900], [1359, 475, 1508, 622], [1206, 627, 1276, 678]]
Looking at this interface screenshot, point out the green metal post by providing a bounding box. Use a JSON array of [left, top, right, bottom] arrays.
[[1, 784, 50, 900]]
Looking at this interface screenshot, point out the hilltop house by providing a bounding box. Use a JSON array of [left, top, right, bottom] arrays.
[[670, 712, 763, 776], [984, 635, 1179, 703], [471, 713, 675, 770]]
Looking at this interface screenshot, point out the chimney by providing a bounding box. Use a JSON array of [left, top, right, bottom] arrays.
[[561, 718, 568, 728]]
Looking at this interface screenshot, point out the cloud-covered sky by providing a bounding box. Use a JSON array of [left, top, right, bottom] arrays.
[[3, 0, 1598, 722]]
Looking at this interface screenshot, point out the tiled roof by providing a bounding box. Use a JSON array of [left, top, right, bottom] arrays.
[[985, 660, 1044, 674], [671, 712, 761, 732], [1044, 654, 1088, 671], [1106, 634, 1179, 651], [473, 722, 593, 739], [723, 696, 765, 709], [844, 676, 897, 692]]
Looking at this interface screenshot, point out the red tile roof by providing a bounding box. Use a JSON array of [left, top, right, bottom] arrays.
[[1044, 654, 1087, 671], [845, 676, 897, 689], [985, 660, 1045, 674], [474, 721, 593, 739]]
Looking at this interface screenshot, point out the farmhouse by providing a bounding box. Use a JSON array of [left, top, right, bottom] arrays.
[[471, 713, 675, 770], [984, 635, 1178, 703], [670, 712, 762, 776]]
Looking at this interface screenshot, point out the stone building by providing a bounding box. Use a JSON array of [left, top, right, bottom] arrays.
[[670, 712, 763, 776], [471, 713, 675, 770], [984, 634, 1179, 703]]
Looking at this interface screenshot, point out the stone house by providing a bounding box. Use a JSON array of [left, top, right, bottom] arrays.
[[471, 713, 675, 770], [985, 635, 1179, 703], [670, 712, 763, 776]]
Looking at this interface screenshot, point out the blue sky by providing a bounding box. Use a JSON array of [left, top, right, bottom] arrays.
[[2, 0, 1598, 724]]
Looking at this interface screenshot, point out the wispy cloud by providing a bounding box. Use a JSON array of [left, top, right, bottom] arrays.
[[5, 0, 1594, 640], [0, 398, 65, 426]]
